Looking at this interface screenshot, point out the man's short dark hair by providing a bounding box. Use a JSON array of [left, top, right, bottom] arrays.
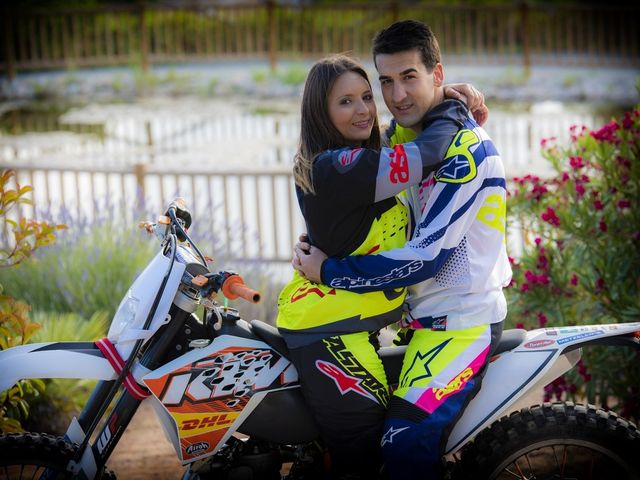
[[372, 20, 441, 72]]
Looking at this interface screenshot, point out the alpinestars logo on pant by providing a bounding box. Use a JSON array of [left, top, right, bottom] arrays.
[[315, 360, 378, 403]]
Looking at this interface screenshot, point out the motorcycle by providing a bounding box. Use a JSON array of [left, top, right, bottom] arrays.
[[1, 199, 639, 480]]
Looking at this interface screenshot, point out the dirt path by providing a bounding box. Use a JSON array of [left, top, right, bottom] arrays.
[[108, 401, 185, 479], [107, 391, 545, 479]]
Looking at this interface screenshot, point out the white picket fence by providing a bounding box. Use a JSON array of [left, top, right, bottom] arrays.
[[1, 105, 605, 262]]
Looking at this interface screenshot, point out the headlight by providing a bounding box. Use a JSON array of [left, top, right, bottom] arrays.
[[107, 290, 140, 342]]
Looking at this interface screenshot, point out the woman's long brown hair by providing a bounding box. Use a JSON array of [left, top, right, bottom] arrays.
[[293, 55, 381, 194]]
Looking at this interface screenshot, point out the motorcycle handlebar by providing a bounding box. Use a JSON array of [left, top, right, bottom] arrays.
[[222, 275, 261, 304]]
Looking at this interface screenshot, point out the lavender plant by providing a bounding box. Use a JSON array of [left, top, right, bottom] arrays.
[[0, 203, 156, 320]]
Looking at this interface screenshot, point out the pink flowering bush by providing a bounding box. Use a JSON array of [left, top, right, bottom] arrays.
[[506, 107, 640, 420]]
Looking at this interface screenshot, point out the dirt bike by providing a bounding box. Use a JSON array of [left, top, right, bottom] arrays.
[[1, 199, 639, 480]]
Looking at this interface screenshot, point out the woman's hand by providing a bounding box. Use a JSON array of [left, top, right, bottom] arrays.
[[444, 83, 489, 126], [292, 236, 327, 284]]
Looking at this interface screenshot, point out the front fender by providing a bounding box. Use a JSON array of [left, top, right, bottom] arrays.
[[0, 342, 116, 392]]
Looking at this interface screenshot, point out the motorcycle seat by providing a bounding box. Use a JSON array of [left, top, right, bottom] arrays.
[[249, 321, 527, 385], [493, 328, 527, 355], [250, 320, 291, 358]]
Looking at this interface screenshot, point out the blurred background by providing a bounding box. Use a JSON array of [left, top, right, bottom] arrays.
[[0, 0, 639, 465], [1, 0, 639, 264]]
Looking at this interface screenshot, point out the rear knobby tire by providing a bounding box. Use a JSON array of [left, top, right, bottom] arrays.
[[454, 402, 640, 480], [0, 432, 114, 479]]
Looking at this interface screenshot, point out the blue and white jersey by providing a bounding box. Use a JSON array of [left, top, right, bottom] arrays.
[[321, 117, 513, 330]]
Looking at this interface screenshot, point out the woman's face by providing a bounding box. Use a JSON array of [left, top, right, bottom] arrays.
[[327, 71, 377, 146]]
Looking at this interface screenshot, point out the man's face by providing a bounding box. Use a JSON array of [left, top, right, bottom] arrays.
[[376, 49, 443, 133]]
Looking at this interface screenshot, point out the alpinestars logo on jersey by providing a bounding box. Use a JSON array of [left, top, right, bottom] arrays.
[[329, 260, 424, 289], [436, 129, 480, 184]]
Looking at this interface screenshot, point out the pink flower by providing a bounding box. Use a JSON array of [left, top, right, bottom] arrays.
[[599, 220, 608, 232], [537, 274, 550, 285], [616, 155, 631, 169], [534, 237, 542, 245], [537, 312, 548, 327], [561, 172, 570, 182], [524, 270, 536, 283], [590, 120, 620, 143], [569, 156, 584, 169], [596, 277, 605, 294], [515, 322, 525, 329], [570, 273, 579, 286], [540, 137, 556, 148], [524, 174, 541, 183], [537, 254, 548, 271], [593, 200, 604, 210], [622, 111, 634, 129], [530, 184, 548, 201], [575, 183, 585, 197], [520, 283, 530, 293], [541, 207, 560, 227], [618, 199, 631, 209]]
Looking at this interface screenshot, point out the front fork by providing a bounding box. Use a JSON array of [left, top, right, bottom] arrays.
[[64, 305, 193, 479]]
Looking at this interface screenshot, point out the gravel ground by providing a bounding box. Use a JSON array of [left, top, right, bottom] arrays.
[[1, 59, 638, 106]]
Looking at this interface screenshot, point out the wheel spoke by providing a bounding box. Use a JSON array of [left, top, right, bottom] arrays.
[[523, 452, 534, 478], [514, 460, 527, 479], [504, 465, 525, 479], [31, 466, 43, 480], [551, 444, 561, 473], [561, 445, 568, 478]]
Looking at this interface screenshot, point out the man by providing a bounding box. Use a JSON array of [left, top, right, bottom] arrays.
[[294, 20, 511, 479]]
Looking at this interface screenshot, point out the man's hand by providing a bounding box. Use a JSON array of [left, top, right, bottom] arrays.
[[444, 83, 489, 127], [292, 241, 327, 284]]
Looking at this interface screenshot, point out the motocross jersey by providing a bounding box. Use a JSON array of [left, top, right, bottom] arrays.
[[277, 100, 469, 348], [320, 114, 513, 331]]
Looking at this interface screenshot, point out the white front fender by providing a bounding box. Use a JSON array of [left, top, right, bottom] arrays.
[[0, 342, 116, 392]]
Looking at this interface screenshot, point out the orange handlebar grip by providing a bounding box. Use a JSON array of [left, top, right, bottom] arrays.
[[222, 275, 261, 304]]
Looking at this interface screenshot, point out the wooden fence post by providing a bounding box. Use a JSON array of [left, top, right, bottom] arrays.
[[3, 8, 16, 81], [390, 0, 399, 23], [138, 0, 149, 72], [267, 0, 277, 72], [521, 1, 531, 76], [134, 163, 147, 204]]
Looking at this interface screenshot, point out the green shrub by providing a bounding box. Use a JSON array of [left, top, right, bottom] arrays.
[[276, 64, 308, 86], [505, 106, 640, 420], [21, 312, 108, 435], [0, 169, 65, 432]]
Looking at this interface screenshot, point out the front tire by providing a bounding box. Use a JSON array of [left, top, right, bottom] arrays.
[[0, 432, 113, 479], [455, 402, 640, 480]]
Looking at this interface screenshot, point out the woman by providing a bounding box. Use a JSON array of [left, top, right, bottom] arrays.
[[276, 54, 482, 479]]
